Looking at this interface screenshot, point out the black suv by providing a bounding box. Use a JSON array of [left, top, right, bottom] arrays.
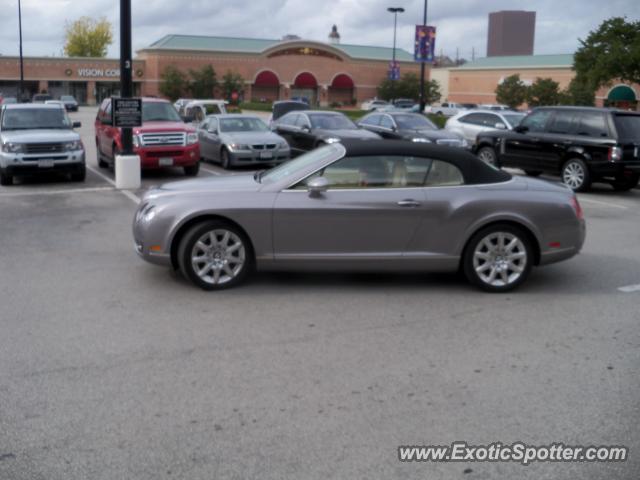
[[474, 107, 640, 191]]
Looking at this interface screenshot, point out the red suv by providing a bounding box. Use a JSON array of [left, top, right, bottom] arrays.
[[95, 97, 200, 176]]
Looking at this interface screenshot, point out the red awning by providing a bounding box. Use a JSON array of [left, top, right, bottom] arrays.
[[294, 72, 318, 88], [331, 74, 354, 89], [254, 70, 280, 87]]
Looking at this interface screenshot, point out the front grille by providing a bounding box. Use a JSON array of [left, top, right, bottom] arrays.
[[436, 139, 463, 147], [252, 144, 277, 150], [140, 133, 185, 147], [146, 150, 184, 158], [25, 143, 65, 154]]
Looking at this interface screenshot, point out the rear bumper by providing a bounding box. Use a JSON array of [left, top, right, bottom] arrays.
[[590, 160, 640, 177], [135, 144, 200, 169]]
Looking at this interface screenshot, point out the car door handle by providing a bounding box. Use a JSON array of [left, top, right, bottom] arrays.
[[397, 199, 421, 207]]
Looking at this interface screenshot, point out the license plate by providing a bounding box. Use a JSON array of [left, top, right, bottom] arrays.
[[159, 157, 174, 166], [259, 151, 273, 159], [38, 160, 55, 168]]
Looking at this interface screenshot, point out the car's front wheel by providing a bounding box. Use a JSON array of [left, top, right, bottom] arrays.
[[177, 220, 253, 290], [561, 158, 591, 192], [221, 148, 231, 169], [463, 224, 533, 292], [477, 146, 498, 167]]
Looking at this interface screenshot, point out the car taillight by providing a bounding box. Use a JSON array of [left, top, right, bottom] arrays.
[[608, 146, 622, 162], [570, 195, 584, 220]]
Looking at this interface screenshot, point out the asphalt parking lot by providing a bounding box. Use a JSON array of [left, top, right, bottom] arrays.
[[1, 107, 639, 480]]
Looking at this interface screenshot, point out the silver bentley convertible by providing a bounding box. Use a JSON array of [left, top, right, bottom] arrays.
[[133, 140, 586, 292]]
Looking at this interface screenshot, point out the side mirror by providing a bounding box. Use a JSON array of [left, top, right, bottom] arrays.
[[72, 121, 81, 128], [182, 115, 194, 123], [514, 125, 528, 133], [307, 176, 329, 197], [208, 127, 218, 134], [301, 125, 311, 133], [494, 122, 506, 130]]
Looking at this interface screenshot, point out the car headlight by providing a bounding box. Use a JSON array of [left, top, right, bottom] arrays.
[[137, 203, 157, 223], [411, 137, 431, 143], [228, 143, 251, 151], [2, 142, 24, 153], [63, 140, 83, 151], [186, 133, 198, 145], [278, 140, 289, 148], [324, 137, 341, 144]]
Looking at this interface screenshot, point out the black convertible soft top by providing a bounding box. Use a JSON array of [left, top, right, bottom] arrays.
[[340, 139, 512, 185]]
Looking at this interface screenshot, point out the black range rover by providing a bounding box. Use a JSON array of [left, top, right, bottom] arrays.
[[473, 106, 640, 191]]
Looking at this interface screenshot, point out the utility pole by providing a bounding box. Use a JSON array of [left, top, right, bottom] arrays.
[[120, 0, 133, 155], [418, 0, 428, 112], [18, 0, 24, 101], [387, 7, 404, 102], [472, 47, 476, 62]]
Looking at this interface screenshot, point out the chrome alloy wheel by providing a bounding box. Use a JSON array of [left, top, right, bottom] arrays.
[[562, 161, 585, 190], [478, 147, 497, 166], [472, 232, 527, 287], [190, 229, 246, 285]]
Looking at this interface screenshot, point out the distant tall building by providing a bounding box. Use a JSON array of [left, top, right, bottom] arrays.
[[329, 25, 340, 45], [487, 11, 536, 57]]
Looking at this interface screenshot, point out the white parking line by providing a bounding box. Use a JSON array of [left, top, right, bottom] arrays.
[[199, 165, 222, 175], [86, 164, 140, 204], [0, 186, 114, 197], [618, 284, 640, 293], [577, 196, 628, 210]]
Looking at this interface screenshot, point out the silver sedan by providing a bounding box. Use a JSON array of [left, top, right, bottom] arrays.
[[133, 140, 586, 292]]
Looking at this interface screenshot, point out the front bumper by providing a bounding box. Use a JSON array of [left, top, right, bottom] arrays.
[[132, 202, 172, 267], [1, 151, 85, 176], [228, 148, 290, 166], [135, 144, 200, 169]]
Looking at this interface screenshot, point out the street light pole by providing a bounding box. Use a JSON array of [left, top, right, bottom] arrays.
[[120, 0, 133, 155], [419, 0, 428, 112], [18, 0, 24, 101], [387, 7, 404, 102]]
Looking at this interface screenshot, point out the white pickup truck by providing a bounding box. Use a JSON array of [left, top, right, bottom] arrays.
[[426, 102, 475, 117]]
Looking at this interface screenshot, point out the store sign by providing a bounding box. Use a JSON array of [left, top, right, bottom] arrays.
[[112, 97, 142, 127], [77, 68, 120, 78]]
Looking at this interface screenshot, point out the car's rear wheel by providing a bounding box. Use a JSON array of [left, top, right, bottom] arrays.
[[463, 224, 533, 292], [611, 173, 639, 191], [184, 163, 200, 176], [221, 148, 231, 169], [477, 146, 498, 167], [561, 158, 591, 192], [0, 171, 13, 186], [524, 170, 542, 177], [177, 220, 252, 290]]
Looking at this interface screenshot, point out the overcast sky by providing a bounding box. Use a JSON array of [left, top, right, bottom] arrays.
[[0, 0, 638, 60]]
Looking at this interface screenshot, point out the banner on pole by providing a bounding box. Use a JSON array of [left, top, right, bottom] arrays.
[[414, 25, 436, 63], [388, 60, 400, 80]]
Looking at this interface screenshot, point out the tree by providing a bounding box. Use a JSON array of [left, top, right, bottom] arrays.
[[559, 77, 595, 106], [376, 73, 440, 102], [64, 17, 113, 57], [221, 71, 245, 103], [573, 17, 640, 90], [159, 65, 188, 102], [188, 65, 217, 98], [527, 77, 560, 107], [495, 74, 528, 109]]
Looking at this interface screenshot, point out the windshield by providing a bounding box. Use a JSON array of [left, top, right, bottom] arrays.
[[614, 115, 640, 140], [219, 117, 268, 132], [393, 114, 436, 130], [502, 113, 525, 127], [260, 144, 341, 184], [142, 102, 182, 122], [308, 113, 357, 130], [1, 108, 71, 130]]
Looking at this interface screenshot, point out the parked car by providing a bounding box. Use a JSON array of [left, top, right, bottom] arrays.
[[478, 104, 512, 111], [268, 100, 308, 128], [392, 98, 415, 109], [133, 139, 585, 293], [95, 97, 200, 176], [272, 110, 380, 156], [445, 110, 526, 144], [173, 98, 194, 113], [32, 93, 53, 103], [180, 100, 227, 123], [426, 102, 472, 117], [59, 95, 79, 112], [0, 96, 17, 105], [358, 111, 468, 148], [474, 107, 640, 191], [198, 114, 290, 169], [0, 103, 85, 185], [45, 100, 66, 108], [361, 99, 389, 111]]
